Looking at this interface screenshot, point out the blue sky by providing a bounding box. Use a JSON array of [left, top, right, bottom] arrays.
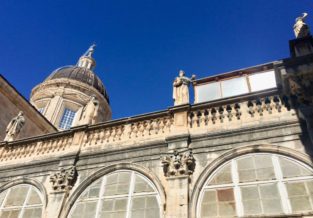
[[0, 0, 312, 119]]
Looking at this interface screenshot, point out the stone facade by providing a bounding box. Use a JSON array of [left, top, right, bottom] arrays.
[[0, 25, 313, 218]]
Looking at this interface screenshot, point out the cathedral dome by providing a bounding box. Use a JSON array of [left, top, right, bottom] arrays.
[[45, 65, 109, 101]]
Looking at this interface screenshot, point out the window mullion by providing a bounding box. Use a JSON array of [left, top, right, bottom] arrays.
[[126, 172, 135, 218], [19, 186, 32, 218], [272, 155, 291, 214], [0, 189, 10, 210], [232, 159, 243, 217], [95, 176, 107, 218]]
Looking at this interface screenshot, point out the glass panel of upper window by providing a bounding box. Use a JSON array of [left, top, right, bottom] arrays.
[[196, 82, 221, 103], [221, 77, 249, 98], [59, 108, 76, 130], [249, 71, 276, 92]]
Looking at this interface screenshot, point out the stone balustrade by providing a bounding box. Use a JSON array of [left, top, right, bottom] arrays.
[[0, 92, 300, 164], [0, 133, 73, 162], [188, 94, 294, 131]]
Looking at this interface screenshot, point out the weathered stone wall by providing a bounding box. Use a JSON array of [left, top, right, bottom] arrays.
[[0, 90, 53, 141]]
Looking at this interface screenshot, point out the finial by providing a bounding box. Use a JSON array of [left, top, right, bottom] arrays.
[[83, 44, 96, 57], [294, 12, 310, 38], [77, 44, 97, 70]]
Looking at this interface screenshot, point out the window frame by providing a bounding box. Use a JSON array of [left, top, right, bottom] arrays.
[[197, 153, 313, 218], [194, 70, 277, 104], [0, 184, 44, 218], [68, 170, 163, 218]]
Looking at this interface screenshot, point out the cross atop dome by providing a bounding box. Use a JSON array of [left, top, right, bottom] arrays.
[[77, 44, 97, 70]]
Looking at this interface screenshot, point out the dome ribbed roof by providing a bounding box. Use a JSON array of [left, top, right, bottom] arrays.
[[45, 65, 109, 103]]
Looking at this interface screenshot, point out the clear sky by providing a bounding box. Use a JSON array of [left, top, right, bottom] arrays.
[[0, 0, 312, 119]]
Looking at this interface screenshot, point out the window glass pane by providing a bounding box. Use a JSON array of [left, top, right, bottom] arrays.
[[22, 207, 42, 218], [131, 196, 159, 218], [259, 183, 283, 214], [103, 172, 131, 196], [249, 71, 276, 92], [0, 209, 21, 218], [0, 191, 7, 207], [279, 157, 313, 178], [195, 82, 221, 103], [221, 77, 249, 98], [59, 108, 76, 130], [99, 198, 127, 218], [3, 186, 28, 207], [254, 155, 275, 181], [286, 181, 313, 212], [201, 189, 236, 218], [79, 180, 102, 200], [208, 163, 232, 185], [70, 201, 97, 218], [241, 186, 261, 215], [237, 157, 256, 182], [26, 188, 42, 205], [134, 175, 154, 193]]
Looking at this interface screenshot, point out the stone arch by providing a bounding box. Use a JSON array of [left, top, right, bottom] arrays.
[[0, 177, 48, 208], [189, 144, 313, 218], [61, 162, 166, 218]]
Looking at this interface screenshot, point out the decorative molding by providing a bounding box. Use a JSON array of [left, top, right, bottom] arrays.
[[49, 166, 77, 192], [161, 149, 196, 177]]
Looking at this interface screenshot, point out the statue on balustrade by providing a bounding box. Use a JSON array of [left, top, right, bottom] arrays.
[[173, 70, 196, 106], [78, 96, 99, 125], [294, 13, 310, 38], [4, 111, 25, 142]]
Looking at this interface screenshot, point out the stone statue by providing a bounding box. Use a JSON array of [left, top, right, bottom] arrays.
[[173, 70, 196, 105], [294, 13, 310, 38], [78, 96, 99, 125], [4, 111, 25, 142]]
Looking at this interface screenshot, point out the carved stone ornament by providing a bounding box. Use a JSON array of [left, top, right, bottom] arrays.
[[4, 111, 25, 142], [293, 13, 310, 38], [49, 166, 77, 192], [173, 70, 196, 106], [161, 150, 196, 177]]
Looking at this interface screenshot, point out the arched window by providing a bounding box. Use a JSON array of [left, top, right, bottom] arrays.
[[0, 184, 43, 218], [198, 153, 313, 217], [69, 170, 161, 218]]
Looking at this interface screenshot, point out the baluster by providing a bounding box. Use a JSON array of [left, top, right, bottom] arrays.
[[273, 96, 282, 112], [248, 101, 255, 117], [265, 97, 272, 114], [219, 107, 224, 123], [234, 103, 241, 120], [256, 99, 263, 116], [226, 105, 232, 121], [211, 108, 217, 124]]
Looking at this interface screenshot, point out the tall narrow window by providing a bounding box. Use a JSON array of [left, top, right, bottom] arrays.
[[59, 108, 76, 130]]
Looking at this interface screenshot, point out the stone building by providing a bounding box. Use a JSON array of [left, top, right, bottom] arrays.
[[0, 15, 313, 218]]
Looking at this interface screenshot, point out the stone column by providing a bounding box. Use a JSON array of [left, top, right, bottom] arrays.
[[161, 149, 196, 218], [166, 176, 189, 218], [46, 191, 69, 218]]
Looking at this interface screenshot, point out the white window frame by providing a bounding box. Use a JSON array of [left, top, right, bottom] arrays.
[[69, 170, 163, 218], [0, 184, 44, 218], [197, 153, 313, 218], [194, 70, 277, 104]]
